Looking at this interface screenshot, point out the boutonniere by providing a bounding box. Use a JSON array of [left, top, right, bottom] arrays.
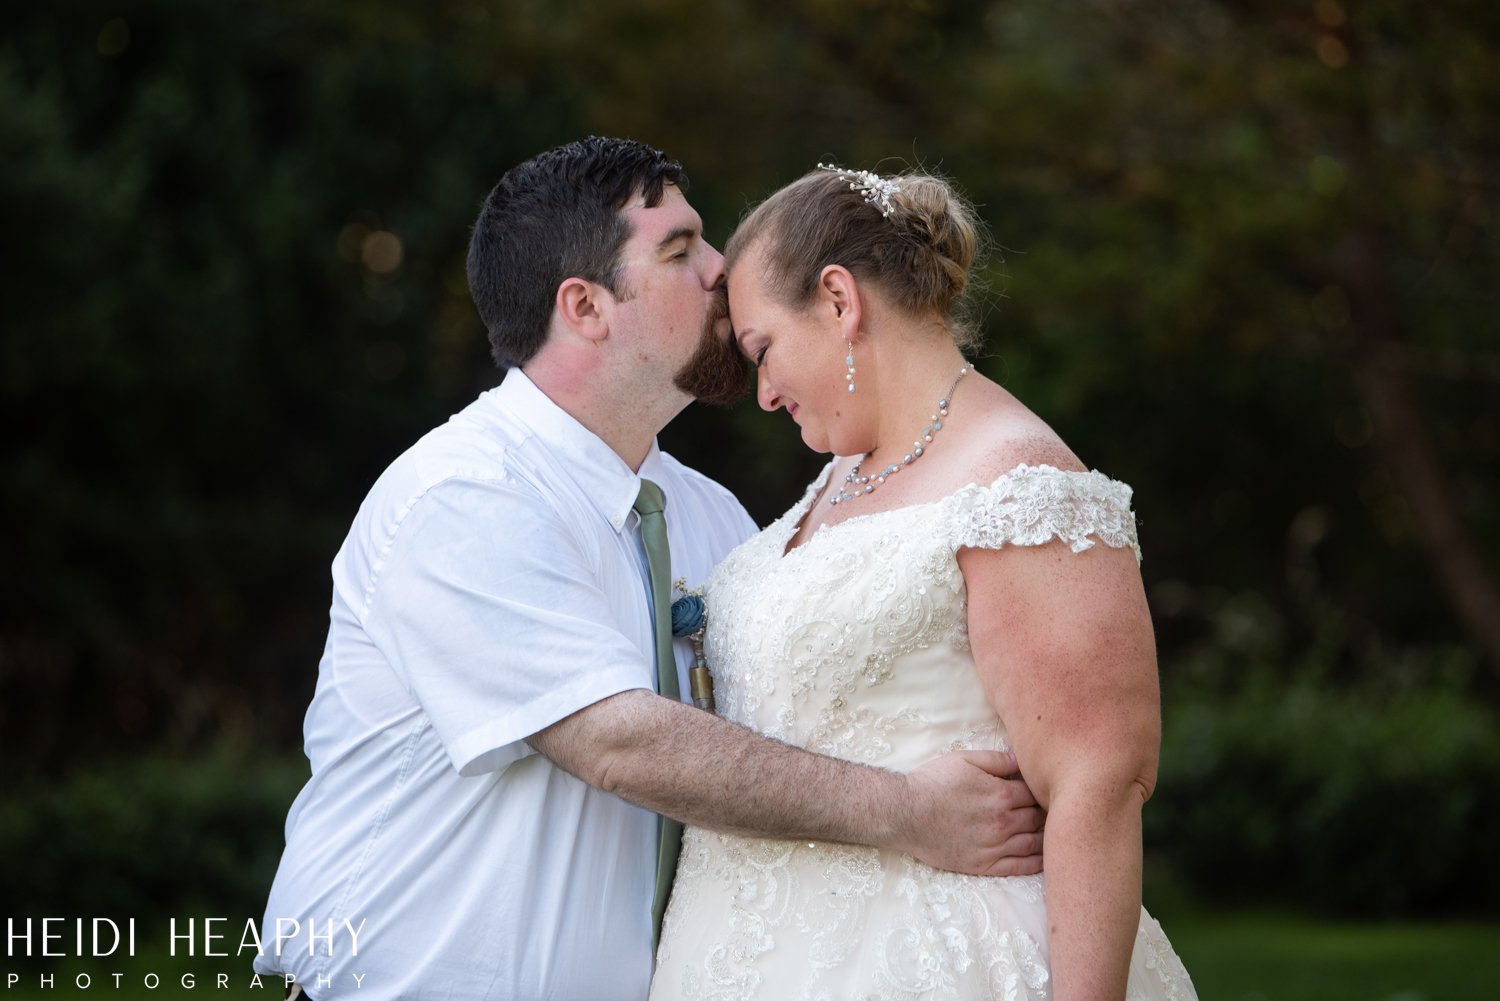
[[671, 579, 714, 713]]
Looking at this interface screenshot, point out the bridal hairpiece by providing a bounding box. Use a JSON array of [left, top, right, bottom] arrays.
[[817, 163, 901, 218]]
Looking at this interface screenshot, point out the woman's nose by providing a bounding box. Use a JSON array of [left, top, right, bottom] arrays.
[[756, 368, 781, 412]]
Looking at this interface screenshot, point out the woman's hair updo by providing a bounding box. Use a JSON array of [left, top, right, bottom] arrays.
[[725, 165, 987, 351]]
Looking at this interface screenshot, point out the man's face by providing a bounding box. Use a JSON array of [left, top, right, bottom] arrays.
[[611, 186, 748, 405]]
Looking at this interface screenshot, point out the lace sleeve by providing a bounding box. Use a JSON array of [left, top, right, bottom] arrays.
[[945, 463, 1142, 562]]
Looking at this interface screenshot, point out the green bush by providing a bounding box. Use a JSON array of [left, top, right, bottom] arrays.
[[0, 750, 307, 921], [1148, 648, 1500, 916], [5, 668, 1497, 924]]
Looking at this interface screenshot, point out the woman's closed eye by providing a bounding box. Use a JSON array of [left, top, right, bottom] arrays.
[[737, 336, 767, 366]]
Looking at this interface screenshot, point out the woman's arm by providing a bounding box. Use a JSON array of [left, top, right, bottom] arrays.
[[959, 537, 1160, 1001]]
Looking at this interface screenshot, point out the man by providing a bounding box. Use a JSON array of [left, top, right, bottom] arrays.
[[255, 137, 1042, 1000]]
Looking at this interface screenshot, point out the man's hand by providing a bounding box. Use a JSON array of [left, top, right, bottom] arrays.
[[894, 750, 1044, 876]]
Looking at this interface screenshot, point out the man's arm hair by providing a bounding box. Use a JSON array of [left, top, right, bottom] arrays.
[[526, 689, 1044, 877]]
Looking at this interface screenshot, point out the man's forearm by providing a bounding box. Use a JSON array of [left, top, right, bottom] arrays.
[[528, 688, 1044, 877], [529, 688, 910, 848]]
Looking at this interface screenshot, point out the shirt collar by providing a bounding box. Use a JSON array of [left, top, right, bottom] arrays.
[[490, 368, 668, 535]]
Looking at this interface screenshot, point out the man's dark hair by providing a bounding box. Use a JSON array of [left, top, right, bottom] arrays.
[[466, 136, 687, 369]]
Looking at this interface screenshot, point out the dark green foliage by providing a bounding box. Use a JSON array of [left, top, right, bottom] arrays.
[[1150, 643, 1500, 915], [0, 751, 308, 921], [1, 0, 552, 765], [2, 0, 1497, 920]]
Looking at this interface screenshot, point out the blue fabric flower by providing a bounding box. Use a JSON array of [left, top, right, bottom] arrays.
[[671, 594, 707, 637]]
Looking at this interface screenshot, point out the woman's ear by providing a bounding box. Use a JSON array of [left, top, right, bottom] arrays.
[[555, 277, 611, 344], [817, 264, 863, 344]]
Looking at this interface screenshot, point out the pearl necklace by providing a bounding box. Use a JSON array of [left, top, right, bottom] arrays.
[[829, 365, 970, 506]]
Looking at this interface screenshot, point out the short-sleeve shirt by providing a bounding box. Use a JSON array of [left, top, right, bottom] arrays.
[[255, 369, 757, 1000]]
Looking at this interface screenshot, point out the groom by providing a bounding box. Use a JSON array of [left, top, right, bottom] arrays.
[[255, 137, 1043, 1001]]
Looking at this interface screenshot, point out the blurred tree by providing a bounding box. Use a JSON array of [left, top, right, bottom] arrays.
[[1, 0, 581, 766], [540, 0, 1500, 686], [3, 0, 1496, 821]]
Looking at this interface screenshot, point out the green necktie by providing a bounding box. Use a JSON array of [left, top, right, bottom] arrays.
[[634, 479, 681, 949]]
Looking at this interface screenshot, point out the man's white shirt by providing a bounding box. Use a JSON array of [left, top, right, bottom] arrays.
[[256, 368, 756, 1000]]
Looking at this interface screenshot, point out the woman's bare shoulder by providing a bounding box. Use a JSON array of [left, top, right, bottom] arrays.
[[951, 381, 1087, 484]]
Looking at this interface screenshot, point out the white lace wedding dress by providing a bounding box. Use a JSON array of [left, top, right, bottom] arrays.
[[650, 463, 1197, 1001]]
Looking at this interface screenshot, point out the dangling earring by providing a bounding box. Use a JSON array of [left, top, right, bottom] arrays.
[[844, 338, 856, 394]]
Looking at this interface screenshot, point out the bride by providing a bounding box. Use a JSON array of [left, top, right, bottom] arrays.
[[649, 165, 1197, 1000]]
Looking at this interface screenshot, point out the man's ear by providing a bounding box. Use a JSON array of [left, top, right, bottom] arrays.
[[817, 265, 863, 345], [555, 277, 611, 344]]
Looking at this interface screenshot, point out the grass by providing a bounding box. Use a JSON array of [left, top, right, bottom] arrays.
[[1150, 899, 1500, 1001]]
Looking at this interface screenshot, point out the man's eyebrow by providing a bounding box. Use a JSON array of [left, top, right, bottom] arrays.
[[656, 226, 698, 251]]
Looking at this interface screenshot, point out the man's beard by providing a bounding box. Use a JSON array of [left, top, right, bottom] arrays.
[[673, 285, 750, 405]]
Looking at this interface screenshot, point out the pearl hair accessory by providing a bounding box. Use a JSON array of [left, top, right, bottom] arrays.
[[844, 338, 856, 394], [830, 364, 970, 506], [817, 163, 901, 219]]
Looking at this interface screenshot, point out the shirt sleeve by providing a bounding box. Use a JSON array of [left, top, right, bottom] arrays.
[[945, 463, 1143, 562], [361, 476, 653, 777]]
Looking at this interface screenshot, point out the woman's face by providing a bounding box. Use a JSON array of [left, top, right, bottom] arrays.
[[727, 249, 857, 456]]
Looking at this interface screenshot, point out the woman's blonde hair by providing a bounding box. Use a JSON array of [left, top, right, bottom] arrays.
[[726, 166, 987, 351]]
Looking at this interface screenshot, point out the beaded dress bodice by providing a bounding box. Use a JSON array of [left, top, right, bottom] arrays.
[[650, 463, 1196, 1001]]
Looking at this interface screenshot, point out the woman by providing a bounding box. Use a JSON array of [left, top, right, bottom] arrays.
[[649, 165, 1197, 1001]]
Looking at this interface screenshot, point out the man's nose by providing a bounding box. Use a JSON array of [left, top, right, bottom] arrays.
[[703, 244, 726, 288]]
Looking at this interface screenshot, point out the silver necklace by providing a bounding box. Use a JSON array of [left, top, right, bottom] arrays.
[[830, 365, 970, 506]]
